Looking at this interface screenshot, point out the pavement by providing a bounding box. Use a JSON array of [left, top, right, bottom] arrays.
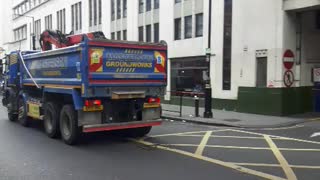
[[161, 104, 320, 128]]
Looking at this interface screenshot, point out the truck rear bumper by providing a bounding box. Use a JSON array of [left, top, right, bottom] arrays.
[[82, 119, 162, 133]]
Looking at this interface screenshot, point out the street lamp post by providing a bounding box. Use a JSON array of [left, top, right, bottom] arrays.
[[14, 14, 36, 50], [204, 0, 213, 118]]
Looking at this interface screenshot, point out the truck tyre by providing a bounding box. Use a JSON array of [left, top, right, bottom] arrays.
[[18, 98, 29, 127], [125, 126, 152, 138], [8, 113, 17, 122], [60, 105, 80, 145], [44, 102, 60, 138]]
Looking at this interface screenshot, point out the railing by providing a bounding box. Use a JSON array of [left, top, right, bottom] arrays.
[[162, 91, 204, 117]]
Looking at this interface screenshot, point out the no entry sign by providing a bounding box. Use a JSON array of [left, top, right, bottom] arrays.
[[284, 70, 294, 87], [283, 50, 295, 70]]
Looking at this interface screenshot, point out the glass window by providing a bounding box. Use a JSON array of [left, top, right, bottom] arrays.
[[174, 18, 181, 40], [154, 0, 159, 9], [98, 0, 102, 24], [196, 13, 203, 37], [123, 30, 127, 40], [184, 15, 192, 39], [138, 26, 144, 41], [117, 0, 121, 19], [139, 0, 144, 14], [111, 32, 115, 40], [94, 0, 97, 25], [146, 24, 151, 42], [89, 0, 92, 26], [117, 31, 121, 40], [111, 0, 115, 21], [45, 14, 52, 30], [146, 0, 151, 12], [71, 2, 82, 32], [171, 57, 207, 94], [71, 5, 75, 31], [154, 23, 159, 42], [79, 2, 82, 30], [175, 0, 181, 3], [123, 0, 127, 18], [57, 9, 65, 33], [223, 0, 232, 90]]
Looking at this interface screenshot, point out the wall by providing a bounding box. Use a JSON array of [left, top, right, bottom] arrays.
[[214, 0, 284, 100], [284, 0, 320, 11], [300, 11, 320, 87]]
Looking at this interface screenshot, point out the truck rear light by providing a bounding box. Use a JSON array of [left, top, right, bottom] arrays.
[[147, 97, 160, 104], [93, 100, 102, 106], [85, 100, 102, 106]]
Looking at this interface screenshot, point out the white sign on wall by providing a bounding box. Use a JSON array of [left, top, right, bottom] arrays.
[[313, 68, 320, 82]]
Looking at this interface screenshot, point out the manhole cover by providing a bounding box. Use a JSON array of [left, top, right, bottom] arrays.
[[223, 119, 241, 122]]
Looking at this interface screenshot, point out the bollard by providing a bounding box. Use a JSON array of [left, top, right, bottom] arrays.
[[194, 95, 200, 117], [179, 95, 183, 117]]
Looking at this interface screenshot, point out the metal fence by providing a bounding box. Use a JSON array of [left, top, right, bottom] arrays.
[[162, 91, 204, 117]]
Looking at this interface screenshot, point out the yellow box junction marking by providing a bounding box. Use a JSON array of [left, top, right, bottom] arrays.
[[264, 135, 297, 180], [131, 138, 286, 180], [195, 131, 212, 156], [136, 128, 320, 179]]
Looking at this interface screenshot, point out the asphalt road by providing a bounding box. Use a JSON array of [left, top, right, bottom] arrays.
[[0, 105, 320, 180]]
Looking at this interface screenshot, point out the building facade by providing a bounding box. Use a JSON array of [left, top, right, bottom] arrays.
[[1, 0, 320, 115]]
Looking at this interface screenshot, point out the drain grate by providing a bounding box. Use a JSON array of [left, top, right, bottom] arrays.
[[223, 119, 241, 122]]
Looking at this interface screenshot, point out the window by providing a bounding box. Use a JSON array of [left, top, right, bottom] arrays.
[[99, 0, 102, 24], [117, 31, 121, 40], [123, 30, 127, 40], [139, 0, 144, 14], [174, 18, 181, 40], [154, 0, 159, 9], [146, 0, 151, 12], [34, 19, 41, 48], [184, 16, 192, 39], [57, 9, 66, 33], [111, 32, 115, 40], [89, 0, 102, 27], [45, 14, 52, 30], [146, 25, 151, 42], [171, 57, 207, 94], [94, 0, 97, 25], [72, 4, 75, 31], [71, 2, 82, 32], [138, 26, 144, 41], [196, 13, 203, 37], [256, 57, 267, 87], [117, 0, 121, 19], [89, 0, 92, 26], [154, 23, 159, 42], [13, 25, 27, 41], [175, 0, 181, 3], [123, 0, 127, 18], [222, 0, 232, 90], [111, 0, 115, 21]]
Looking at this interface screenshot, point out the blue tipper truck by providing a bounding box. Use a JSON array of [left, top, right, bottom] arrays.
[[2, 36, 167, 145]]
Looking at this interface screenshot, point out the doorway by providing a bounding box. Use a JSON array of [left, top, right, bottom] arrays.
[[256, 57, 267, 88]]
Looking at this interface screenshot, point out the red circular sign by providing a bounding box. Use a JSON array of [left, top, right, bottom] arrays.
[[283, 50, 295, 70], [284, 70, 294, 88]]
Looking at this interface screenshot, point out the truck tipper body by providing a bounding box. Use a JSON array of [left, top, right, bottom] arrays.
[[2, 37, 167, 144]]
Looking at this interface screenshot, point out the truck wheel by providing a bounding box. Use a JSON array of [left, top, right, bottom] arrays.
[[60, 105, 80, 145], [44, 102, 60, 138], [125, 126, 152, 138], [8, 113, 17, 122], [18, 98, 29, 127]]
